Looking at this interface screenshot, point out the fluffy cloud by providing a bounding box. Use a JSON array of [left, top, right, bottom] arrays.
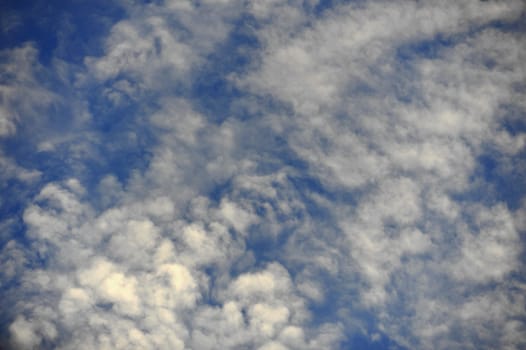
[[4, 171, 343, 349], [1, 0, 525, 349]]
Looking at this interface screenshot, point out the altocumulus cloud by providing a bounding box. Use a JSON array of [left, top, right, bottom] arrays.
[[0, 0, 525, 349]]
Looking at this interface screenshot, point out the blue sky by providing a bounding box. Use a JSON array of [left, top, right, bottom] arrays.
[[1, 1, 525, 349]]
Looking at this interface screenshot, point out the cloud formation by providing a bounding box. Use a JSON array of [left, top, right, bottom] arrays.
[[1, 0, 525, 349]]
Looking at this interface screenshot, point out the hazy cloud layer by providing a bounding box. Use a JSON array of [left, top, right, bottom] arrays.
[[1, 1, 525, 349]]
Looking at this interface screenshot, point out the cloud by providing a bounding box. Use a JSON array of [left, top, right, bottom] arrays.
[[3, 172, 342, 349], [448, 204, 520, 283], [1, 0, 525, 349], [0, 44, 56, 137], [233, 0, 525, 347]]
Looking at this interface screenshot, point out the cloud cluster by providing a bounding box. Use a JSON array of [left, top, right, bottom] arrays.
[[236, 1, 526, 348], [5, 176, 343, 349], [1, 0, 525, 349]]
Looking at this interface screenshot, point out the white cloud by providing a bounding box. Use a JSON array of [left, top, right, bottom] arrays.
[[218, 199, 257, 234], [228, 263, 293, 301], [233, 0, 525, 347], [2, 1, 525, 349], [6, 173, 344, 348], [448, 204, 520, 283], [86, 17, 195, 85], [78, 258, 142, 316], [0, 44, 57, 137], [9, 315, 46, 350], [257, 341, 289, 350], [249, 303, 290, 338], [0, 151, 41, 183], [83, 0, 246, 96], [148, 263, 199, 309]]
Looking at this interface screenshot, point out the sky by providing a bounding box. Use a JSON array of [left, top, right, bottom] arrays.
[[0, 0, 525, 349]]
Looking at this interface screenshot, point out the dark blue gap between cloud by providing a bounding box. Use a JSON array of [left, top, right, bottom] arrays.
[[0, 0, 125, 64]]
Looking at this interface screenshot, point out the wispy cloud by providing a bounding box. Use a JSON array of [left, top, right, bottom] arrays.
[[1, 0, 525, 349]]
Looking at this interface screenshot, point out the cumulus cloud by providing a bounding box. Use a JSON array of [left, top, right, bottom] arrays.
[[1, 0, 525, 349]]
